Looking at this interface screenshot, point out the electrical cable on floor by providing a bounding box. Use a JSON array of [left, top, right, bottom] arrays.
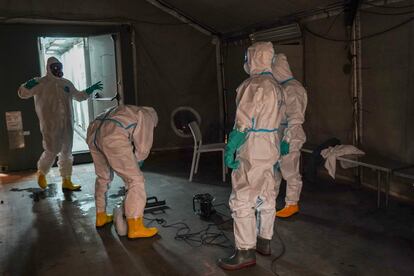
[[144, 212, 233, 249], [270, 225, 286, 276], [146, 201, 286, 275]]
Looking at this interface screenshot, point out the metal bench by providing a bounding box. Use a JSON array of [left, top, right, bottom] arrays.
[[394, 166, 414, 180], [301, 147, 411, 208]]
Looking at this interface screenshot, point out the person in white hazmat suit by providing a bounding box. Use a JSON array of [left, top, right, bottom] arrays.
[[18, 57, 103, 191], [86, 104, 159, 239], [272, 53, 307, 218], [218, 42, 285, 270]]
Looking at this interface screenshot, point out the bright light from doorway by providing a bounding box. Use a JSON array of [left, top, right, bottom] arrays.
[[53, 39, 66, 45], [48, 45, 60, 50], [39, 36, 90, 153]]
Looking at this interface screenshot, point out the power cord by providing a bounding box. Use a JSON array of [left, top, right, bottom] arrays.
[[145, 202, 286, 275], [304, 14, 414, 42], [144, 215, 233, 249], [271, 225, 286, 276]]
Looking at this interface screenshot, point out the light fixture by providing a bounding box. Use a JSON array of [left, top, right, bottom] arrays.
[[53, 39, 66, 45], [46, 50, 56, 54], [48, 45, 60, 50], [250, 23, 302, 42]]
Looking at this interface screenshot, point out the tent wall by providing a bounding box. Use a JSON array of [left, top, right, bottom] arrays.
[[300, 13, 414, 202], [222, 42, 248, 132], [360, 6, 414, 201], [303, 15, 354, 146], [298, 12, 414, 202], [134, 24, 219, 148], [0, 0, 220, 168], [361, 10, 414, 164]]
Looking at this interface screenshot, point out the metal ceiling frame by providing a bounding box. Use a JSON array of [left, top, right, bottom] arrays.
[[144, 0, 218, 36], [223, 0, 409, 42]]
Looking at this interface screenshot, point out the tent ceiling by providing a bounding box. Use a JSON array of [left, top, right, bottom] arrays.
[[162, 0, 343, 34]]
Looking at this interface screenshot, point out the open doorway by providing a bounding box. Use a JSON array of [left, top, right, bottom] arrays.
[[38, 35, 119, 154]]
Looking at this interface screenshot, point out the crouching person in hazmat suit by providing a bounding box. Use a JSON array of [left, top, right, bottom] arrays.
[[218, 42, 285, 270], [273, 53, 308, 218], [18, 57, 103, 191], [86, 104, 159, 239]]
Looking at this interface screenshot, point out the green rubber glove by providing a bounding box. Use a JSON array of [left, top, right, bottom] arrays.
[[24, 78, 39, 89], [280, 140, 290, 156], [85, 81, 103, 95], [225, 130, 247, 169], [138, 160, 144, 168]]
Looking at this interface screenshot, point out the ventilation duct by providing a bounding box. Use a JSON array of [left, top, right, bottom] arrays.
[[250, 23, 302, 42]]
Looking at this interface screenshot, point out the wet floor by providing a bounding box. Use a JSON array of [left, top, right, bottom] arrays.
[[0, 151, 414, 275]]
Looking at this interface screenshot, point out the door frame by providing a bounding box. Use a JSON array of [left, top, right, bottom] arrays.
[[38, 30, 128, 164], [11, 22, 133, 168]]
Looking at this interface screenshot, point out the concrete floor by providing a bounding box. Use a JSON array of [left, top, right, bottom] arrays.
[[0, 151, 413, 276]]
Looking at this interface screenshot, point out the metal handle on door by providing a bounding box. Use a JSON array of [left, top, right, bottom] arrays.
[[93, 92, 119, 102]]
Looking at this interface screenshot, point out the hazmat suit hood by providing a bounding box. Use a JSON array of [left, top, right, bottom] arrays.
[[142, 107, 158, 128], [46, 56, 63, 78], [272, 53, 293, 82], [243, 42, 274, 76]]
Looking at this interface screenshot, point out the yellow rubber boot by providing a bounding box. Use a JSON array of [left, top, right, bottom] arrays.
[[127, 217, 158, 239], [37, 171, 48, 189], [62, 177, 81, 191], [96, 212, 113, 228], [276, 204, 299, 218]]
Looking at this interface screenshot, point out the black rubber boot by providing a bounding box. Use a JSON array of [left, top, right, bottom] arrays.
[[217, 249, 256, 270], [256, 236, 271, 256]]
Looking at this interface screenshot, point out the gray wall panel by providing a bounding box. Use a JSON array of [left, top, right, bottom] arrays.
[[361, 9, 414, 163], [303, 15, 353, 145]]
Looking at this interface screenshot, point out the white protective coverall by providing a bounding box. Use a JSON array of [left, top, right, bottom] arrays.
[[230, 42, 285, 249], [273, 53, 308, 206], [18, 57, 90, 177], [86, 105, 158, 219]]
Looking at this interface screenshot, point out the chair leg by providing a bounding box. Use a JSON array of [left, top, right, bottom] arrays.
[[195, 152, 201, 174], [222, 151, 226, 182], [223, 150, 228, 174], [189, 149, 197, 182]]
